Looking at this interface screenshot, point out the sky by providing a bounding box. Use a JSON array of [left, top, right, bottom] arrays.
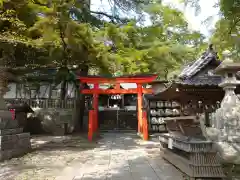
[[163, 0, 220, 36], [91, 0, 220, 37]]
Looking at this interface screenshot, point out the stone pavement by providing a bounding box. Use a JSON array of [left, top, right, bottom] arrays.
[[0, 133, 183, 180]]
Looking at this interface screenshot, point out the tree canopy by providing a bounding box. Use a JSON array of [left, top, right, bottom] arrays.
[[183, 0, 240, 60], [0, 0, 206, 80]]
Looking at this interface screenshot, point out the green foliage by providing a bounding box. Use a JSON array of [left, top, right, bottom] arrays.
[[208, 0, 240, 61], [0, 0, 206, 82], [210, 19, 240, 60], [100, 2, 205, 79], [182, 0, 240, 60], [0, 0, 47, 68]]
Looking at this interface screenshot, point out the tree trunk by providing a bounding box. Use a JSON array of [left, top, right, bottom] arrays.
[[0, 68, 8, 110], [75, 65, 89, 131], [59, 67, 69, 101], [60, 80, 67, 100], [164, 68, 168, 80]]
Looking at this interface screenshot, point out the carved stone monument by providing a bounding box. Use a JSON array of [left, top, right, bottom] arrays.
[[0, 68, 31, 161], [200, 50, 240, 179]]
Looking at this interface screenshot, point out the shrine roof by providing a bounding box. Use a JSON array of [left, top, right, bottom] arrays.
[[178, 45, 222, 86], [178, 75, 222, 86], [146, 81, 223, 102], [179, 46, 220, 79]]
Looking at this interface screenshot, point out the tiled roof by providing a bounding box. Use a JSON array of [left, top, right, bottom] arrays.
[[179, 48, 219, 79], [177, 45, 223, 86], [179, 75, 222, 86]]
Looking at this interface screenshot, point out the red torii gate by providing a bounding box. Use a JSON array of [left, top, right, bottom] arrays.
[[79, 75, 157, 141]]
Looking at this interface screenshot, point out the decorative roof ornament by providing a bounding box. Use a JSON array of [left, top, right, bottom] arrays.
[[208, 43, 214, 52], [199, 50, 240, 165]]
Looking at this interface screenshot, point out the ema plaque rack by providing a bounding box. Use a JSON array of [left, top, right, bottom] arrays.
[[148, 100, 180, 133]]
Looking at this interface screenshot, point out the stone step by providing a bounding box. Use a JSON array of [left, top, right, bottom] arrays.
[[0, 128, 23, 136], [0, 119, 18, 129], [0, 133, 30, 141], [0, 146, 31, 161], [0, 137, 31, 150], [0, 133, 31, 150]]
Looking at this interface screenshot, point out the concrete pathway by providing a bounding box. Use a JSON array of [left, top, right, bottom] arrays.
[[56, 133, 182, 180], [0, 133, 183, 180]]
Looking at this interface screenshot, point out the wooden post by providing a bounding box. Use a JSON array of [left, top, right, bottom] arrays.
[[88, 110, 94, 141], [137, 84, 143, 134], [121, 94, 124, 109], [93, 83, 99, 132], [142, 109, 148, 140], [115, 83, 120, 90]]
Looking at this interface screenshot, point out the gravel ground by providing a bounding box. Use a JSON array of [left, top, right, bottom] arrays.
[[0, 133, 183, 180], [0, 135, 98, 180]]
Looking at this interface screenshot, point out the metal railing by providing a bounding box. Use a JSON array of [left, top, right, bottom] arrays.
[[5, 98, 77, 109]]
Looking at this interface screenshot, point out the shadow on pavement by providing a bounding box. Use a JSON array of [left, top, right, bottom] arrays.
[[0, 132, 183, 180]]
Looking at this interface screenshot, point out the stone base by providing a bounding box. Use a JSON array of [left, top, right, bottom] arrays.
[[159, 133, 225, 179], [0, 128, 31, 161], [34, 108, 75, 135], [0, 118, 18, 130], [0, 128, 23, 135]]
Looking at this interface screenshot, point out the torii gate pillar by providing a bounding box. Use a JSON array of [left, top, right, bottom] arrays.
[[93, 83, 99, 132]]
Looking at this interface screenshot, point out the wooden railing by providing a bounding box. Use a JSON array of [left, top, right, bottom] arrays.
[[5, 98, 77, 109]]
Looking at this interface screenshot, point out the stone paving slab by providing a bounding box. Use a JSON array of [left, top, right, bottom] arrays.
[[0, 133, 183, 180]]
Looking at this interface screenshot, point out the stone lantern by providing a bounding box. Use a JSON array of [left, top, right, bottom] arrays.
[[0, 64, 31, 161], [0, 67, 16, 127], [200, 50, 240, 178]]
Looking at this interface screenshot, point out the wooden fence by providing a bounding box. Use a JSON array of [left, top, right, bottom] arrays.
[[5, 98, 77, 109]]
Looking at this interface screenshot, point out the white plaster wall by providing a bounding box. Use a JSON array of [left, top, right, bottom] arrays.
[[5, 82, 78, 99], [4, 83, 17, 98], [67, 83, 76, 98], [16, 84, 25, 98], [4, 82, 142, 99], [38, 85, 50, 98]]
